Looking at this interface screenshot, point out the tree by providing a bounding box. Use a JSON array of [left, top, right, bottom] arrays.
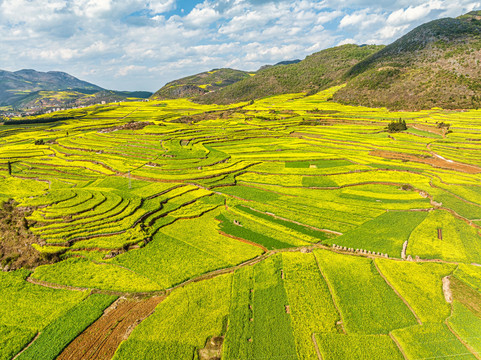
[[387, 118, 407, 133]]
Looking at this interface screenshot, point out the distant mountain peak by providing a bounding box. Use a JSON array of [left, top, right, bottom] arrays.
[[151, 68, 251, 100], [334, 11, 481, 110], [0, 69, 103, 108]]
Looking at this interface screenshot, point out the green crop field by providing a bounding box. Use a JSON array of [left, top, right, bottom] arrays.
[[1, 87, 481, 359]]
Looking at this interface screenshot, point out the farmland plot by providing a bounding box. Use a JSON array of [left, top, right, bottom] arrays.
[[314, 249, 417, 334]]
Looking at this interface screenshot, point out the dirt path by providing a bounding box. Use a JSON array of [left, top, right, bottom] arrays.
[[245, 206, 343, 236], [12, 333, 40, 360], [57, 296, 164, 360], [26, 277, 166, 297], [443, 276, 453, 303], [311, 333, 323, 360], [389, 333, 408, 360], [26, 242, 464, 297], [401, 240, 408, 260], [218, 230, 268, 252], [312, 253, 346, 334], [445, 320, 481, 360], [411, 124, 445, 137], [373, 260, 422, 325]]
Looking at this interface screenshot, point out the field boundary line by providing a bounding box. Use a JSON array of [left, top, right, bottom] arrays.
[[445, 319, 481, 360], [12, 332, 41, 360], [311, 333, 323, 360], [389, 332, 408, 360], [312, 252, 346, 334], [218, 230, 268, 252], [26, 277, 166, 297], [373, 260, 422, 325], [244, 205, 343, 235]]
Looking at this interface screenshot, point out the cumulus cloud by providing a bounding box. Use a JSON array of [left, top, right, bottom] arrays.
[[0, 0, 480, 91], [387, 3, 437, 25], [339, 10, 385, 29], [184, 5, 221, 27], [149, 0, 176, 14]]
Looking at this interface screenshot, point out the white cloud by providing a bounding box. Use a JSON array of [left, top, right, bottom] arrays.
[[339, 10, 385, 29], [149, 0, 176, 14], [72, 0, 112, 18], [117, 64, 147, 76], [337, 38, 356, 45], [0, 0, 480, 91], [387, 4, 437, 25], [244, 43, 301, 62], [375, 24, 410, 40], [184, 5, 221, 27]]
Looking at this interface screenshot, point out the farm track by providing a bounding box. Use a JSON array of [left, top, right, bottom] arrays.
[[57, 296, 164, 360], [26, 238, 469, 297]]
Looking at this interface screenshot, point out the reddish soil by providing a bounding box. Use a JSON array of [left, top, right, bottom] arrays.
[[98, 121, 153, 133], [57, 296, 164, 360], [0, 200, 59, 271], [370, 150, 481, 174]]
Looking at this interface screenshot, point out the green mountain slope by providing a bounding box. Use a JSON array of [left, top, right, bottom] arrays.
[[196, 44, 383, 104], [13, 90, 152, 110], [151, 68, 252, 100], [0, 69, 102, 106], [0, 70, 152, 110], [333, 11, 481, 110]]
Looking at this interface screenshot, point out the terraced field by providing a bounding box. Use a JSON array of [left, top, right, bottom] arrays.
[[2, 88, 481, 359]]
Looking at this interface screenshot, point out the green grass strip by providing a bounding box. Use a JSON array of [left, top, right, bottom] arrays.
[[17, 294, 117, 360], [237, 205, 328, 241]]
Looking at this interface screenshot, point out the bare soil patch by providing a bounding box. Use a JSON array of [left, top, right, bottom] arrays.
[[98, 121, 153, 133], [442, 276, 453, 303], [199, 336, 224, 360], [0, 200, 61, 271], [57, 296, 164, 360], [370, 150, 481, 174], [450, 276, 481, 317]]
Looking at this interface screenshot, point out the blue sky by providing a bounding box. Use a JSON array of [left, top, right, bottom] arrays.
[[1, 0, 480, 91]]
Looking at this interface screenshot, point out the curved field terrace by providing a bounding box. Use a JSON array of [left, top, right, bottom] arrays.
[[2, 88, 481, 359]]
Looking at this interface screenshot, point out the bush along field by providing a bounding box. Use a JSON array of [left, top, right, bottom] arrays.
[[1, 88, 481, 359]]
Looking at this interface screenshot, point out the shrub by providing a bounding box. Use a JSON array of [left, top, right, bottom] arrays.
[[387, 118, 407, 132]]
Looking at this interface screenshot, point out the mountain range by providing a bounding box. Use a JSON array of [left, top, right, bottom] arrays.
[[153, 10, 481, 110], [3, 10, 481, 112], [0, 69, 151, 111]]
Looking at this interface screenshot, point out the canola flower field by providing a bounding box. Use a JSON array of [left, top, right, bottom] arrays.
[[1, 86, 481, 359]]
